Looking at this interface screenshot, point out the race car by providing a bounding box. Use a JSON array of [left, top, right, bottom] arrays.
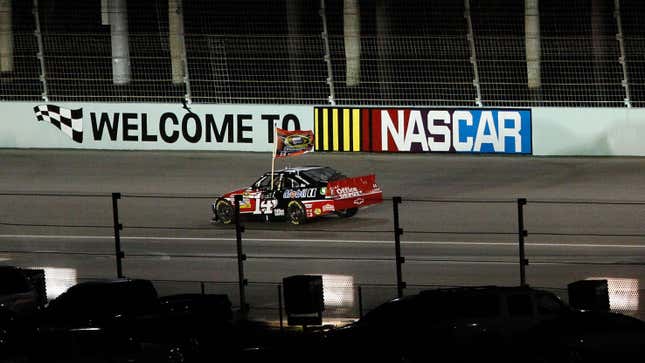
[[211, 166, 383, 224]]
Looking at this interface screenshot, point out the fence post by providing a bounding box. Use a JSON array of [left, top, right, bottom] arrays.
[[234, 195, 248, 317], [517, 198, 529, 286], [319, 0, 336, 105], [32, 0, 49, 101], [358, 285, 363, 318], [111, 192, 124, 279], [392, 196, 405, 298], [278, 284, 284, 332]]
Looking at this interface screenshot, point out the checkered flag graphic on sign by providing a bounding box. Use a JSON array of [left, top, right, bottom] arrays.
[[33, 105, 83, 143]]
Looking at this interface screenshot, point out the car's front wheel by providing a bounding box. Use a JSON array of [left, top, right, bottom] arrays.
[[215, 199, 234, 224], [287, 201, 307, 225]]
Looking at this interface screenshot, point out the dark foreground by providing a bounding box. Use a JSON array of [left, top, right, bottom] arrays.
[[1, 276, 643, 363]]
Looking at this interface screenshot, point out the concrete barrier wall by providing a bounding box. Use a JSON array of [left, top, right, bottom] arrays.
[[2, 102, 644, 156], [0, 102, 311, 151], [532, 108, 645, 156]]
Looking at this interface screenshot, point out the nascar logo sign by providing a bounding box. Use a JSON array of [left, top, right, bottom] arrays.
[[314, 107, 532, 154]]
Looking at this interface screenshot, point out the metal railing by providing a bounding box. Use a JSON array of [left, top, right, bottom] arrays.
[[1, 191, 644, 322]]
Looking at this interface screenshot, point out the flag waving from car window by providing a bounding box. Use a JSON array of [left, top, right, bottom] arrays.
[[275, 128, 314, 158]]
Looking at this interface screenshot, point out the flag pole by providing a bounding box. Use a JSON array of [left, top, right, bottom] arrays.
[[270, 122, 277, 191]]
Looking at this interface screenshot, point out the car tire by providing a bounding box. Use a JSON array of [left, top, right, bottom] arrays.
[[335, 208, 358, 218], [215, 199, 234, 224], [287, 201, 307, 225], [0, 326, 9, 349], [564, 347, 583, 363], [166, 344, 186, 363]]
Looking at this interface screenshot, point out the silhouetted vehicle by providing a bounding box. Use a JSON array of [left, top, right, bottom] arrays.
[[0, 266, 46, 353], [18, 279, 235, 363], [523, 310, 645, 363], [159, 293, 233, 321], [321, 286, 576, 363]]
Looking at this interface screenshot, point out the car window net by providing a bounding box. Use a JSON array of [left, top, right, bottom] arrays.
[[301, 167, 347, 183]]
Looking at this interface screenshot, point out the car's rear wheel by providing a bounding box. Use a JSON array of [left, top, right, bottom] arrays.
[[335, 208, 358, 218], [287, 201, 307, 225], [166, 344, 186, 363], [215, 199, 234, 224], [0, 327, 9, 348]]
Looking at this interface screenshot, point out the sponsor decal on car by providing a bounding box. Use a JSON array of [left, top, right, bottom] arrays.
[[283, 188, 318, 199], [322, 203, 335, 212], [333, 186, 361, 198], [274, 208, 285, 216], [304, 203, 314, 219], [353, 198, 365, 206], [314, 208, 322, 215], [260, 199, 278, 214]]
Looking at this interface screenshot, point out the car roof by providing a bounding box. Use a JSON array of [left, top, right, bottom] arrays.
[[67, 278, 152, 289], [418, 285, 555, 297], [278, 166, 327, 173], [261, 166, 329, 175], [0, 265, 21, 271]]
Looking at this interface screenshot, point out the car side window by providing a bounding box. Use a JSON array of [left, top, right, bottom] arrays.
[[469, 294, 501, 318], [507, 294, 533, 317], [255, 176, 270, 189], [284, 177, 299, 190], [536, 293, 565, 315], [255, 175, 281, 190], [608, 314, 645, 332], [451, 293, 500, 318]]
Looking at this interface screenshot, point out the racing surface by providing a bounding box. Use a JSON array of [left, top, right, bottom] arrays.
[[1, 150, 644, 319]]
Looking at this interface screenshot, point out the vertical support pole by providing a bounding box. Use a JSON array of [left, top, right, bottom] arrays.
[[319, 0, 336, 105], [101, 0, 110, 25], [525, 0, 542, 89], [110, 0, 131, 85], [169, 0, 185, 85], [169, 0, 191, 104], [200, 281, 205, 295], [278, 284, 284, 332], [392, 196, 405, 298], [234, 195, 248, 317], [0, 0, 14, 73], [591, 0, 608, 104], [376, 0, 393, 101], [464, 0, 483, 107], [614, 0, 632, 108], [32, 0, 48, 101], [112, 192, 125, 279], [182, 37, 191, 104], [286, 0, 304, 100], [517, 198, 529, 286], [343, 0, 360, 87], [357, 285, 363, 318]]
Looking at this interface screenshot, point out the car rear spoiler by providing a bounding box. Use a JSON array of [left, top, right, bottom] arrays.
[[328, 174, 382, 207]]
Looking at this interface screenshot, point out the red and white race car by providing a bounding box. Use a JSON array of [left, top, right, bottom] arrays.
[[211, 166, 383, 224]]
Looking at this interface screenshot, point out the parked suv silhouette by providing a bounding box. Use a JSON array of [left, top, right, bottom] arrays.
[[321, 286, 574, 363]]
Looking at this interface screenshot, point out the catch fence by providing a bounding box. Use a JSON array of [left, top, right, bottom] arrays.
[[2, 0, 645, 106]]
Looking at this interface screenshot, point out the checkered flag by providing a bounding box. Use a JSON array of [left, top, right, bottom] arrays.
[[33, 105, 83, 143]]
